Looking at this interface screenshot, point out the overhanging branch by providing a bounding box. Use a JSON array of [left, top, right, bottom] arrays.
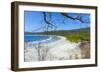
[[61, 13, 87, 23]]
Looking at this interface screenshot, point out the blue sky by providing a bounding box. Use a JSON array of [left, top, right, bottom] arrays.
[[24, 11, 90, 32]]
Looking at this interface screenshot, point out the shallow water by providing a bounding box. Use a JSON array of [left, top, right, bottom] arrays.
[[24, 35, 50, 42]]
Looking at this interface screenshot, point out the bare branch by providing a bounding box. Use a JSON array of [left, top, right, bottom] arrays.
[[60, 13, 87, 23], [33, 12, 89, 32], [43, 12, 57, 31]]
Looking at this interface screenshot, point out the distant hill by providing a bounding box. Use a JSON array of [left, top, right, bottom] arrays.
[[25, 27, 90, 35], [25, 28, 90, 42]]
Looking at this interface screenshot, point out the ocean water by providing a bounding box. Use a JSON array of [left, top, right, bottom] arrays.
[[24, 35, 49, 42]]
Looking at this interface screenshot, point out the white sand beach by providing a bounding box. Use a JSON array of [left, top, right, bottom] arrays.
[[24, 35, 83, 62]]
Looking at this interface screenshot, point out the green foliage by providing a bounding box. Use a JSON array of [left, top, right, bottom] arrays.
[[64, 32, 90, 42], [46, 28, 90, 42]]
